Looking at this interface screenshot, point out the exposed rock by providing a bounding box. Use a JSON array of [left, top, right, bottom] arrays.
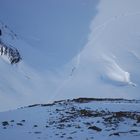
[[2, 121, 9, 126], [79, 109, 94, 117], [72, 98, 125, 103], [0, 40, 22, 64], [33, 125, 38, 128], [137, 117, 140, 123], [67, 136, 73, 139], [34, 131, 42, 134], [0, 29, 2, 36], [0, 98, 140, 139], [88, 126, 102, 132], [16, 123, 23, 126], [109, 132, 120, 136]]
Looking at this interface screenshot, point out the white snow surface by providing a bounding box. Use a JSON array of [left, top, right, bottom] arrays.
[[0, 0, 140, 111], [0, 99, 140, 140], [53, 0, 140, 100]]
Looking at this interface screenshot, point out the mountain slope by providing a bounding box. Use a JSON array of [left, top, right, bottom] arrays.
[[0, 98, 140, 140], [0, 0, 140, 111], [53, 0, 140, 100], [0, 22, 58, 111]]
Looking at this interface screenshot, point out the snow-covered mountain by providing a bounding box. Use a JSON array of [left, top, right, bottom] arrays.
[[0, 98, 140, 140], [60, 0, 140, 100], [43, 0, 140, 102], [0, 0, 140, 112], [0, 1, 140, 140], [0, 22, 57, 111]]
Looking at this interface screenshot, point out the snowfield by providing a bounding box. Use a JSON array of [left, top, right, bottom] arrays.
[[0, 0, 140, 111], [0, 98, 140, 140], [0, 0, 140, 139]]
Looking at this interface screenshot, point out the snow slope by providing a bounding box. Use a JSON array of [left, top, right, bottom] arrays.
[[0, 22, 59, 111], [53, 0, 140, 100], [0, 0, 140, 111], [0, 98, 140, 140]]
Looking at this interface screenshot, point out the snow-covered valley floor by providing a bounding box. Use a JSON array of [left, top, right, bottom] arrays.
[[0, 98, 140, 140]]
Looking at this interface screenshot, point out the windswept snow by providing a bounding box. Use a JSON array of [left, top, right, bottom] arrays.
[[54, 0, 140, 100], [0, 23, 59, 111], [101, 55, 136, 87], [0, 98, 140, 140]]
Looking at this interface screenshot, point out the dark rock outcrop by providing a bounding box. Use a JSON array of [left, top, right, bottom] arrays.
[[0, 40, 22, 64], [88, 126, 102, 132], [0, 29, 2, 36]]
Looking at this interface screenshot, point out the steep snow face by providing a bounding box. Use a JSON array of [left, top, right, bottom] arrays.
[[53, 0, 140, 100], [0, 0, 140, 111], [0, 23, 59, 111], [87, 0, 140, 87], [0, 98, 140, 140]]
